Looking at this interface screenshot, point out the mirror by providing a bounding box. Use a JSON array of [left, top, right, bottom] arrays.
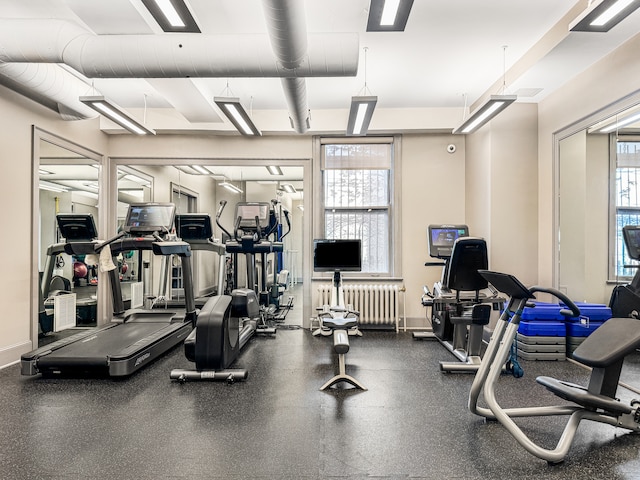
[[112, 161, 305, 326], [33, 129, 103, 345], [556, 100, 640, 304]]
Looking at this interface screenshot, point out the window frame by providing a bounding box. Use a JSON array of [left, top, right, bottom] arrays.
[[313, 136, 402, 278], [609, 134, 640, 281]]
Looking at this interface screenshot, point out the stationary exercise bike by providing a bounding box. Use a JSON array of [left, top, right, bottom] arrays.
[[414, 225, 502, 373], [313, 239, 366, 391], [469, 270, 640, 464]]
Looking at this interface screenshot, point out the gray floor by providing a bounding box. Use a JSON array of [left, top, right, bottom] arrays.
[[2, 294, 640, 479]]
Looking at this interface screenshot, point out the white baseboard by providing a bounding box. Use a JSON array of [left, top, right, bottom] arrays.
[[0, 341, 32, 370]]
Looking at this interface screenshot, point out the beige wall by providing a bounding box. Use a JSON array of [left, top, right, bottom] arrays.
[[465, 103, 539, 286], [2, 32, 640, 367], [538, 32, 640, 288], [401, 134, 466, 322], [0, 85, 108, 366]]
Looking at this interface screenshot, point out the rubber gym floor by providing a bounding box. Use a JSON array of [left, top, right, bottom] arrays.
[[1, 321, 639, 479]]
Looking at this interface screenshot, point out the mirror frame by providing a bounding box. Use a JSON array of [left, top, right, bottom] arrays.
[[108, 155, 313, 328], [31, 127, 105, 348], [552, 89, 640, 289]]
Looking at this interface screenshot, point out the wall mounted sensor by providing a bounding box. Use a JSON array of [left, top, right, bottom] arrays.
[[447, 144, 456, 154]]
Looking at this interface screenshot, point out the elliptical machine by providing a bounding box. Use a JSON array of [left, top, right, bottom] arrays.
[[169, 201, 276, 383]]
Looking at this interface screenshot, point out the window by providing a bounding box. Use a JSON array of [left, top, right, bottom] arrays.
[[611, 139, 640, 279], [321, 141, 394, 274]]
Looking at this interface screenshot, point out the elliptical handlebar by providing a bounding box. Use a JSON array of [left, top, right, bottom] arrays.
[[281, 209, 291, 240], [215, 200, 233, 241]]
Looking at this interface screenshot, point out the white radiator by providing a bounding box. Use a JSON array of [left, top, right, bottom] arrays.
[[317, 283, 401, 332]]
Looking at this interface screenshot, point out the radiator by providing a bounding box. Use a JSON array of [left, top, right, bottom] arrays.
[[317, 283, 400, 332]]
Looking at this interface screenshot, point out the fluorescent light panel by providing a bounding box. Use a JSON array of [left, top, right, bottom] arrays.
[[367, 0, 414, 31], [347, 96, 378, 136], [214, 97, 262, 136], [123, 173, 151, 186], [588, 105, 640, 133], [39, 180, 69, 193], [267, 165, 283, 176], [141, 0, 201, 33], [192, 165, 213, 175], [281, 184, 297, 194], [219, 181, 243, 194], [452, 95, 517, 134], [80, 96, 155, 135], [570, 0, 640, 32]]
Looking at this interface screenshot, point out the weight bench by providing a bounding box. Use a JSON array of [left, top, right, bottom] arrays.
[[537, 316, 640, 425], [317, 309, 367, 391]]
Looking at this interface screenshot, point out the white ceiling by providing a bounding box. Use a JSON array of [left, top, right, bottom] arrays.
[[3, 0, 640, 136]]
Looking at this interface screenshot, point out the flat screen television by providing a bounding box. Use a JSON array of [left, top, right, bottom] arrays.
[[427, 224, 469, 259], [235, 202, 271, 230], [56, 213, 98, 241], [313, 239, 362, 272], [124, 203, 176, 234]]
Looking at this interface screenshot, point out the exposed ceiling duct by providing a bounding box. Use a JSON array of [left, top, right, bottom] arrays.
[[0, 63, 97, 120], [0, 17, 358, 130], [261, 0, 311, 133]]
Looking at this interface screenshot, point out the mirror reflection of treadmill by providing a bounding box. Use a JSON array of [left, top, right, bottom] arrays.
[[21, 203, 195, 378]]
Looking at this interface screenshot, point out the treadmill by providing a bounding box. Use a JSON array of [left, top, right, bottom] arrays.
[[21, 203, 196, 377], [153, 212, 227, 309], [39, 213, 101, 334]]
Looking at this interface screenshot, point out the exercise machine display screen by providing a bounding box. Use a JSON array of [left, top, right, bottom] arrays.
[[623, 225, 640, 260], [313, 239, 362, 272], [57, 213, 98, 241], [124, 203, 176, 234], [428, 224, 469, 259], [176, 214, 213, 241], [235, 202, 270, 230]]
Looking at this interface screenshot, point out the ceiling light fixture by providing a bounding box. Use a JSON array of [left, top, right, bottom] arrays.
[[80, 96, 155, 135], [570, 0, 640, 32], [214, 97, 262, 136], [297, 205, 304, 212], [192, 165, 213, 175], [39, 168, 53, 175], [347, 47, 377, 136], [122, 173, 151, 186], [367, 0, 414, 31], [280, 183, 297, 194], [453, 46, 517, 135], [141, 0, 201, 33], [39, 181, 69, 193], [588, 105, 640, 133], [219, 181, 243, 194], [267, 166, 283, 176], [452, 95, 517, 134]]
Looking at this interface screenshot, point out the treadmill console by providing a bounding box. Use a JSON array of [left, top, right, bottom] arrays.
[[124, 203, 176, 235], [623, 225, 640, 261], [235, 202, 271, 231], [427, 224, 469, 259], [57, 213, 98, 241], [176, 214, 213, 241]]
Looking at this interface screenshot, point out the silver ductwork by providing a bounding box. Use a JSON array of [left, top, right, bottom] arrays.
[[262, 0, 311, 133], [0, 63, 96, 120], [0, 15, 358, 131]]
